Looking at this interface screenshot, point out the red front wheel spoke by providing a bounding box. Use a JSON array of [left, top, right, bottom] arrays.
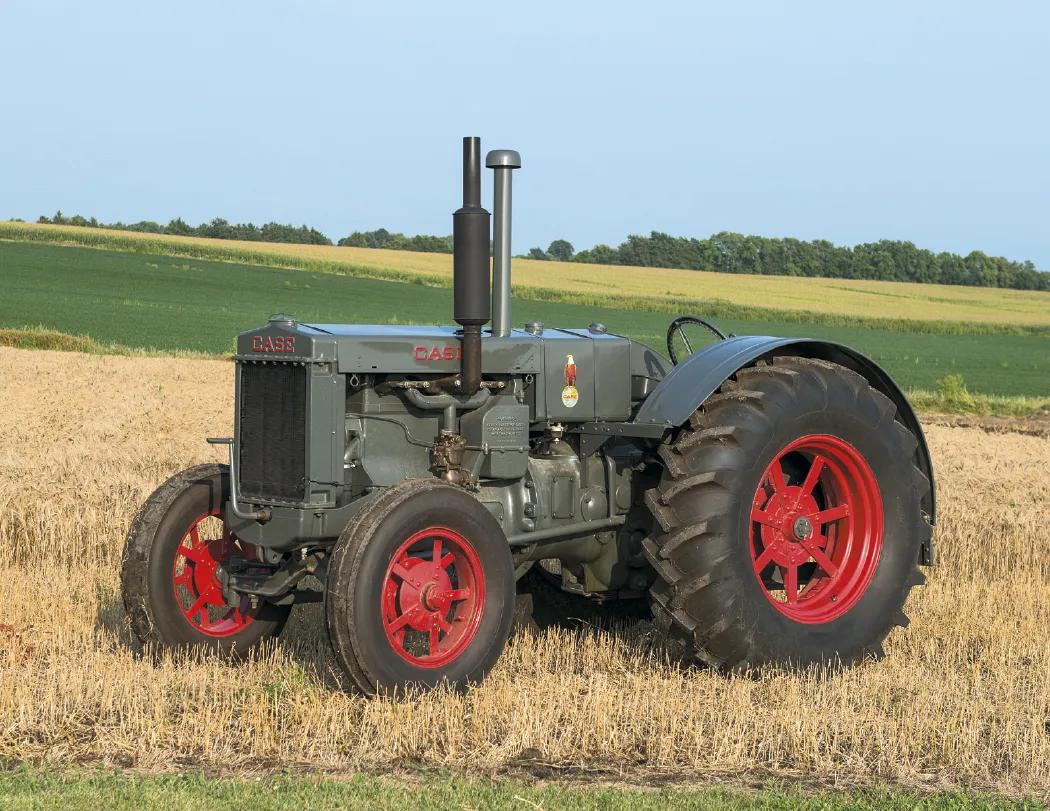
[[390, 561, 414, 582], [439, 552, 455, 569], [185, 594, 208, 622], [386, 606, 421, 634], [177, 543, 206, 563], [428, 625, 440, 656], [446, 588, 471, 602]]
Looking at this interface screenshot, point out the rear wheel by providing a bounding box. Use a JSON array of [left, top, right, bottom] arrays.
[[325, 479, 515, 694], [643, 357, 931, 670], [121, 464, 290, 654]]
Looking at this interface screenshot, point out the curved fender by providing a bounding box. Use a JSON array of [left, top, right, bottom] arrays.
[[633, 336, 936, 523]]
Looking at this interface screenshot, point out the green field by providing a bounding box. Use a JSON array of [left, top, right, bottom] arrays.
[[1, 241, 1047, 397], [0, 768, 1037, 810]]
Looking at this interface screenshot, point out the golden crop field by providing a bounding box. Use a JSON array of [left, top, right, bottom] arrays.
[[1, 346, 1048, 795], [5, 220, 1050, 329]]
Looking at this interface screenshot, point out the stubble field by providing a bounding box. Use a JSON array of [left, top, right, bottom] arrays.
[[0, 346, 1048, 798]]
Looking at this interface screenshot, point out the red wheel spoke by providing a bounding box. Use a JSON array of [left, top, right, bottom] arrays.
[[386, 606, 420, 634], [784, 565, 799, 604], [814, 504, 849, 525], [185, 595, 208, 622], [432, 538, 442, 566], [177, 544, 206, 563], [800, 455, 826, 498], [436, 613, 452, 633], [446, 588, 471, 602], [750, 508, 777, 528], [173, 569, 192, 588], [752, 545, 774, 574], [802, 540, 839, 577], [767, 459, 786, 493], [429, 625, 440, 656], [440, 552, 455, 569], [390, 561, 417, 585]]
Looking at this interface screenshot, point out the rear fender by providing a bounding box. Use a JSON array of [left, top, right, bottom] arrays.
[[633, 336, 936, 524]]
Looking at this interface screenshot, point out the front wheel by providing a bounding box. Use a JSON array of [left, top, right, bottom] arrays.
[[325, 479, 515, 695], [121, 464, 290, 655], [644, 357, 932, 670]]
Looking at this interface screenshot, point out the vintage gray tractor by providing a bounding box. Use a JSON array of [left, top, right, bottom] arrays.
[[122, 138, 935, 694]]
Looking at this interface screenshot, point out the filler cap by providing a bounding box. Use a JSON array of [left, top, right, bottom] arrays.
[[268, 313, 298, 327], [485, 149, 522, 169]]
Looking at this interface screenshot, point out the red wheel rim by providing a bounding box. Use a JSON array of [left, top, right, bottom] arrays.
[[171, 509, 259, 637], [381, 527, 486, 668], [749, 434, 884, 624]]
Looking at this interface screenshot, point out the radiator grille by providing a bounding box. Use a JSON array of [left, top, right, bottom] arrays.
[[238, 362, 308, 503]]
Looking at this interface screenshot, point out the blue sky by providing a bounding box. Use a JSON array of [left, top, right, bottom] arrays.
[[1, 1, 1048, 266]]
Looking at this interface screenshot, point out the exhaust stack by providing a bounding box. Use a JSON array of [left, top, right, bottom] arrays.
[[452, 137, 491, 393], [486, 149, 522, 338]]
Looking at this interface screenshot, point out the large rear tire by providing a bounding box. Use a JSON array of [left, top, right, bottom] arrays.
[[325, 479, 515, 695], [643, 357, 932, 670], [121, 464, 290, 655]]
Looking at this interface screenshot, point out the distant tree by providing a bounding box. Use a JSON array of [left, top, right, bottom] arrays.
[[526, 247, 548, 260], [166, 217, 192, 236], [546, 239, 574, 261]]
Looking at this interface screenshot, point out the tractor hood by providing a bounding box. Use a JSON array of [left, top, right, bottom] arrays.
[[236, 316, 670, 423]]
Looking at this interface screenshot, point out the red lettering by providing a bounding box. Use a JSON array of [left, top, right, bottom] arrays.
[[251, 335, 297, 353], [413, 345, 462, 363]]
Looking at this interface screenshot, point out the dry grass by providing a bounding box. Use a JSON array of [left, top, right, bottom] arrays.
[[5, 220, 1050, 331], [0, 346, 1048, 795]]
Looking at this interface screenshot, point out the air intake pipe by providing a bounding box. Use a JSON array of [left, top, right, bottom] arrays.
[[486, 149, 521, 338], [452, 137, 491, 394]]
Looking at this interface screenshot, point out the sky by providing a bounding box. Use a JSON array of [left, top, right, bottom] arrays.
[[1, 1, 1048, 267]]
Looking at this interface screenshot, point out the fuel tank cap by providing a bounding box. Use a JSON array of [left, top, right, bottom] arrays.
[[268, 313, 298, 327], [525, 321, 544, 335]]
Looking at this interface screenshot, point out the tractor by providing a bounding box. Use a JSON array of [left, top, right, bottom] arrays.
[[121, 137, 935, 694]]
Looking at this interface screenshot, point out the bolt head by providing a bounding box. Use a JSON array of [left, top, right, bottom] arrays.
[[792, 516, 813, 540]]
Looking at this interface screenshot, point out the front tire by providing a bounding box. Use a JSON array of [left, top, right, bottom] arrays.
[[325, 479, 516, 695], [643, 357, 932, 670], [121, 464, 290, 655]]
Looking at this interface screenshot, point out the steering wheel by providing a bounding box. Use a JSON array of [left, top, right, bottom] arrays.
[[666, 315, 729, 365]]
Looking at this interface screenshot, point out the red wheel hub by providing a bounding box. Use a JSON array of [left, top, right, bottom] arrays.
[[381, 527, 485, 668], [749, 434, 884, 624], [171, 509, 259, 637]]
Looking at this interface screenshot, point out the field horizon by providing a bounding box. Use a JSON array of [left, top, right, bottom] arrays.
[[2, 240, 1048, 406], [4, 220, 1050, 336]]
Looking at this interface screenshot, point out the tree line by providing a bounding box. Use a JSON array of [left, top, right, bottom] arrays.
[[37, 211, 332, 246], [34, 213, 1049, 291], [533, 232, 1050, 292]]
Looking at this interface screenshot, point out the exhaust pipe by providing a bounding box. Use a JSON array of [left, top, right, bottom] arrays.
[[452, 137, 491, 394], [486, 149, 521, 338]]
